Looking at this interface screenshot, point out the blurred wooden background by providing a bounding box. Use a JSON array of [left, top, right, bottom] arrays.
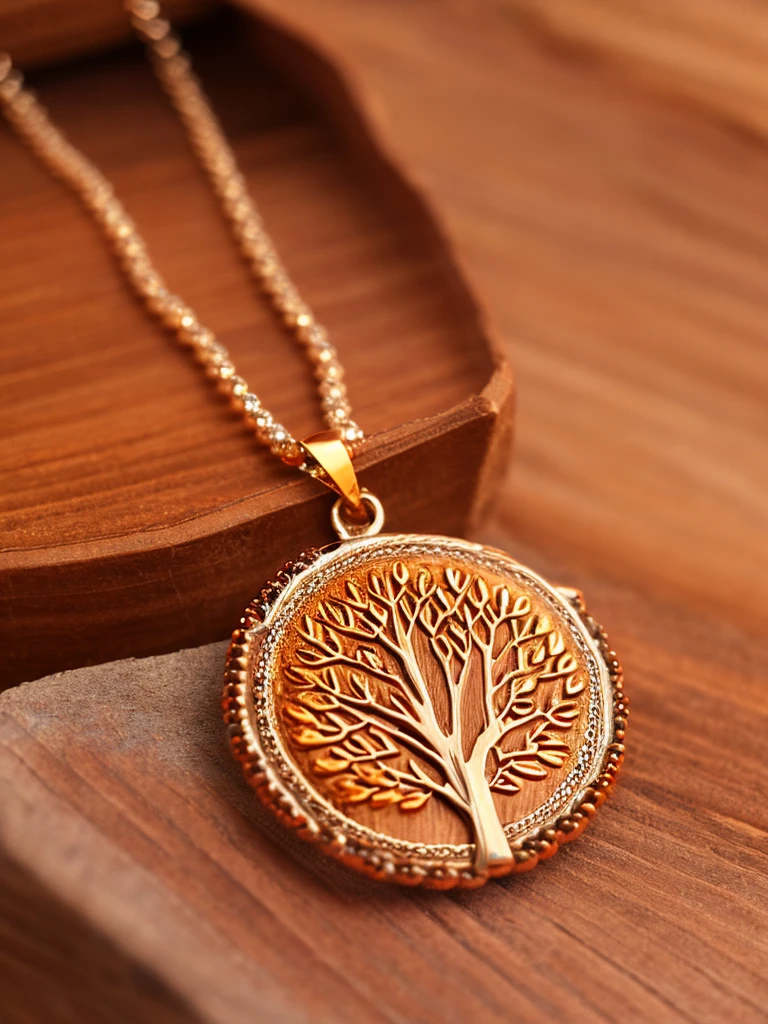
[[1, 0, 767, 1022]]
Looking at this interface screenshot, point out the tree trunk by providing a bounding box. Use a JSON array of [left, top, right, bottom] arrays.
[[459, 752, 513, 875]]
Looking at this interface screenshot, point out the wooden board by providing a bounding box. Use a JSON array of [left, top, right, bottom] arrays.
[[0, 10, 512, 685], [2, 0, 767, 1021], [0, 0, 213, 67]]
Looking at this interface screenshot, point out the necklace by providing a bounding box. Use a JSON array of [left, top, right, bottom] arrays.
[[0, 3, 626, 889]]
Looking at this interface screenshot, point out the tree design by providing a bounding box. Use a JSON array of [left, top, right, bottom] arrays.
[[282, 561, 585, 873]]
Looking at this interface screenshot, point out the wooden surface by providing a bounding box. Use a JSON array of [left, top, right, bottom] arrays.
[[0, 11, 511, 685], [0, 0, 213, 66], [2, 0, 768, 1021]]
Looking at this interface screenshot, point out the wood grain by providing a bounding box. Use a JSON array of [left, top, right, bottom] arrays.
[[1, 0, 767, 1021], [0, 11, 511, 685], [250, 0, 768, 638], [0, 0, 214, 66]]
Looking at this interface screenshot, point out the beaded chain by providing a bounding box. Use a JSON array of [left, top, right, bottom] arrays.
[[0, 2, 364, 471]]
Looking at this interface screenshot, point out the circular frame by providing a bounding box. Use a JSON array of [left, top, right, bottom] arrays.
[[223, 534, 627, 889]]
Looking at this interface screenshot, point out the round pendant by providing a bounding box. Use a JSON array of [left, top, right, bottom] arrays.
[[224, 534, 626, 888]]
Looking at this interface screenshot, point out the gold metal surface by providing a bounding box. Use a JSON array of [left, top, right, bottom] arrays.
[[300, 430, 365, 517], [224, 536, 626, 888], [331, 491, 386, 540]]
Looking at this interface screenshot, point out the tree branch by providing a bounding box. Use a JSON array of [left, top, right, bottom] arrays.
[[391, 760, 469, 814], [296, 645, 403, 689]]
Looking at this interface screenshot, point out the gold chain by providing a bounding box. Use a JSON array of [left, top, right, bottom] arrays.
[[0, 4, 363, 472]]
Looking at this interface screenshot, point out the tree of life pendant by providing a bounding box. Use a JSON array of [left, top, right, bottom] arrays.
[[224, 529, 627, 889]]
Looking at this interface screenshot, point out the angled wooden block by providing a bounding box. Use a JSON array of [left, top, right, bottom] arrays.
[[0, 9, 512, 686]]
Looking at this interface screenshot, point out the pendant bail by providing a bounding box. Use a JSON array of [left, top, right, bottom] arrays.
[[298, 429, 367, 521]]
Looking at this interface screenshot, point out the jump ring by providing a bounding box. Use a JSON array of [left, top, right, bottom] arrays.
[[331, 489, 385, 541]]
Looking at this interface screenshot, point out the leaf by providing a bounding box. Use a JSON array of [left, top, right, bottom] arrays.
[[295, 647, 325, 666], [322, 626, 343, 653], [532, 643, 547, 665], [557, 653, 578, 675], [348, 672, 368, 699], [494, 586, 509, 614], [547, 632, 565, 656], [420, 603, 438, 633], [446, 568, 468, 593], [368, 728, 400, 757], [416, 568, 433, 596], [325, 602, 346, 626], [367, 572, 384, 596], [471, 577, 489, 606], [393, 561, 409, 585], [314, 756, 351, 775], [538, 751, 567, 768], [325, 667, 342, 693], [528, 720, 549, 742], [509, 698, 536, 717], [399, 791, 432, 811], [506, 761, 548, 781], [346, 733, 379, 757], [536, 615, 551, 635], [291, 727, 329, 748], [298, 691, 339, 711], [371, 789, 403, 808], [491, 776, 521, 795], [357, 646, 384, 670], [334, 779, 373, 803], [552, 699, 580, 719], [345, 580, 366, 607], [565, 673, 585, 696], [355, 763, 397, 787], [548, 699, 581, 727], [537, 737, 569, 752], [516, 676, 539, 695], [283, 703, 321, 725], [512, 595, 531, 617], [433, 634, 452, 661]]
